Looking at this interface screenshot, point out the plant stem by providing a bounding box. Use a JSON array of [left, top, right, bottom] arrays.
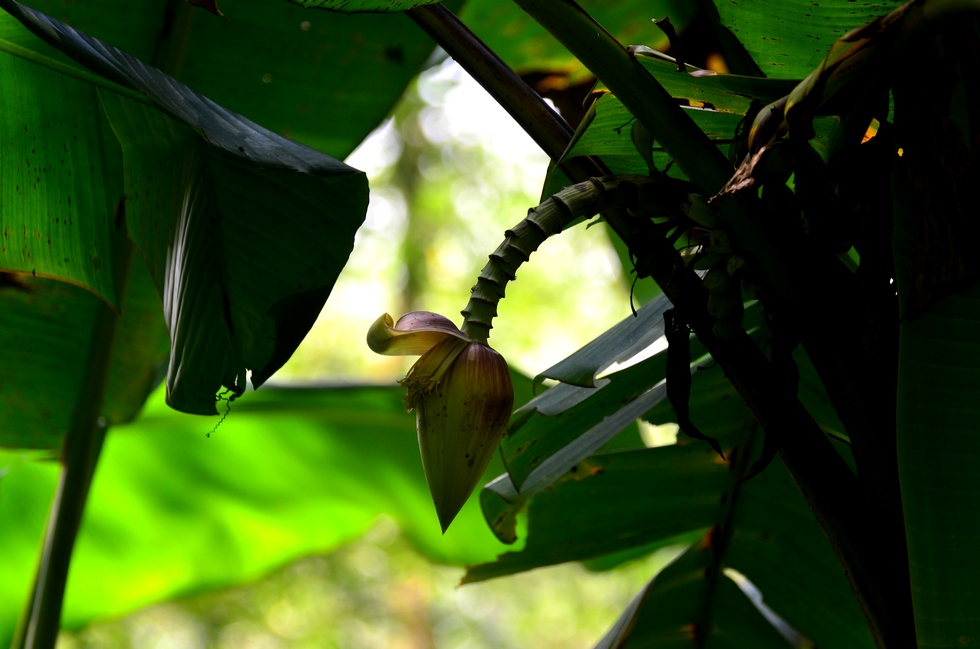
[[13, 422, 109, 649], [408, 4, 573, 165], [696, 420, 760, 636], [459, 175, 654, 343], [10, 238, 132, 649], [406, 4, 635, 242]]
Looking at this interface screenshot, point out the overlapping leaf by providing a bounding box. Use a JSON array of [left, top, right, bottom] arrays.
[[631, 55, 798, 114], [588, 448, 873, 647], [897, 289, 980, 647], [0, 269, 169, 449], [503, 302, 768, 495], [535, 294, 673, 389], [0, 0, 369, 414], [724, 455, 871, 647], [503, 353, 672, 494], [543, 100, 732, 198], [542, 49, 846, 200], [713, 0, 900, 79], [576, 98, 740, 169], [470, 356, 872, 647], [19, 0, 437, 159], [0, 22, 127, 304], [468, 446, 724, 580], [595, 544, 797, 648]]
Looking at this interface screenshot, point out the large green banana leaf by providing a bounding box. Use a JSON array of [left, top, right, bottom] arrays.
[[0, 383, 522, 646], [0, 0, 369, 420], [15, 0, 437, 159], [713, 0, 900, 79], [898, 291, 980, 647]]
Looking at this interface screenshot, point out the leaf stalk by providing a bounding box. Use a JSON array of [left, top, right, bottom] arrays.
[[10, 238, 133, 649], [408, 4, 574, 164]]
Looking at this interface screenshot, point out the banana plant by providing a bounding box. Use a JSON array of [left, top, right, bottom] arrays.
[[354, 0, 977, 646], [1, 0, 980, 647]]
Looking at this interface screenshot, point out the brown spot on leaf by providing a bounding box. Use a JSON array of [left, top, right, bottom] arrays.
[[382, 46, 404, 64], [566, 460, 604, 482]]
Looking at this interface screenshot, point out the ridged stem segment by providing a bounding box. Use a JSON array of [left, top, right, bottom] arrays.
[[460, 175, 650, 343]]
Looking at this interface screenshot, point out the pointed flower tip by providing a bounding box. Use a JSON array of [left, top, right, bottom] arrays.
[[367, 311, 469, 356], [434, 487, 472, 535], [438, 510, 454, 535], [370, 311, 514, 535], [418, 341, 514, 535]]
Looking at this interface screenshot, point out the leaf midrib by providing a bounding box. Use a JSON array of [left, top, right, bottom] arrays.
[[0, 35, 148, 106]]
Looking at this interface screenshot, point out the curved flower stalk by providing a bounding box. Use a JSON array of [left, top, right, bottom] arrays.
[[368, 312, 513, 532], [369, 175, 661, 532], [459, 175, 655, 342]]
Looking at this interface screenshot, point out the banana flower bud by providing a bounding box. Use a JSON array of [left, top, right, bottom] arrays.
[[368, 312, 514, 532]]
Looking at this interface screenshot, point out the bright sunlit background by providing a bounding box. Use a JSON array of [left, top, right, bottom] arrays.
[[276, 56, 633, 383], [55, 55, 675, 649]]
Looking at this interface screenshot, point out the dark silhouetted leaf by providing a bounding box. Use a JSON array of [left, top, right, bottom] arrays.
[[0, 1, 369, 414]]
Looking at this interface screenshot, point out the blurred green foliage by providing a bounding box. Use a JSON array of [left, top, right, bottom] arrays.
[[57, 522, 683, 649]]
